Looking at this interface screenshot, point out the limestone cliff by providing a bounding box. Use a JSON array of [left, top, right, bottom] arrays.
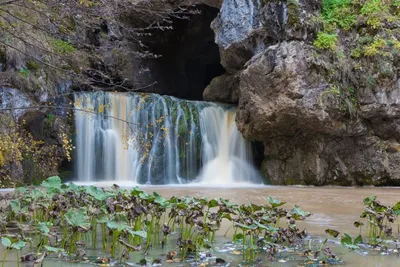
[[208, 0, 400, 185]]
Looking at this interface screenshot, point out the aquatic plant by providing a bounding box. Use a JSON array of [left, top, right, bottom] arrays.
[[327, 196, 400, 255], [0, 176, 316, 266]]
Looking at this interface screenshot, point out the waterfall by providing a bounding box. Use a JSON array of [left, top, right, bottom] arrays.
[[74, 92, 263, 185]]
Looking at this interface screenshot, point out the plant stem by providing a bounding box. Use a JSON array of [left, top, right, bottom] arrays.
[[2, 249, 8, 267]]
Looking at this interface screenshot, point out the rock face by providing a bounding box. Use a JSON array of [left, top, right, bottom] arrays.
[[203, 73, 239, 103], [209, 0, 400, 185]]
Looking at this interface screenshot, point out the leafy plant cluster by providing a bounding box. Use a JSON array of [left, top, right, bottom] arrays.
[[0, 119, 50, 187], [314, 0, 400, 56], [0, 176, 335, 266], [0, 116, 72, 188], [326, 196, 400, 253]]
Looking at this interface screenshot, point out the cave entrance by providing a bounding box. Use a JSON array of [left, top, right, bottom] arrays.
[[148, 4, 225, 100]]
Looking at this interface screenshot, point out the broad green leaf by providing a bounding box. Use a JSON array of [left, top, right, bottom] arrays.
[[168, 196, 179, 204], [234, 233, 244, 240], [393, 202, 400, 215], [340, 233, 359, 250], [45, 246, 65, 253], [341, 233, 352, 245], [11, 240, 26, 250], [363, 196, 376, 205], [14, 187, 26, 194], [31, 189, 45, 200], [219, 213, 233, 221], [354, 235, 363, 245], [64, 183, 81, 192], [9, 200, 21, 213], [290, 205, 311, 219], [208, 199, 219, 208], [64, 208, 90, 229], [253, 221, 279, 232], [97, 214, 110, 224], [38, 222, 53, 234], [325, 228, 340, 238], [131, 187, 144, 197], [127, 229, 147, 239], [251, 203, 262, 211], [1, 237, 11, 248], [154, 193, 168, 206], [139, 192, 154, 201], [234, 223, 257, 230], [220, 198, 234, 208], [267, 197, 286, 208], [107, 220, 128, 232], [353, 221, 364, 228], [41, 176, 62, 188], [85, 186, 110, 201]]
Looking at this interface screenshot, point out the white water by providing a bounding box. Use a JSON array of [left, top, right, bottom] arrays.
[[74, 92, 263, 185]]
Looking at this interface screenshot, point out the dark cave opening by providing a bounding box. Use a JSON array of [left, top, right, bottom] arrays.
[[147, 4, 225, 100]]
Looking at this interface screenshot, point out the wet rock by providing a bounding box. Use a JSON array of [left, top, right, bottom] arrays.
[[216, 258, 226, 264]]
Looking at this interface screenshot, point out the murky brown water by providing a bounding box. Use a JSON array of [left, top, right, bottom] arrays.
[[1, 186, 400, 266], [144, 186, 400, 267], [142, 186, 400, 235]]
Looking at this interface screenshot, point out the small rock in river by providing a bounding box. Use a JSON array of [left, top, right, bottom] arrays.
[[216, 258, 226, 264]]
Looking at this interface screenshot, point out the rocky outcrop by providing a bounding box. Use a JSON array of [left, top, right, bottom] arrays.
[[210, 0, 400, 185], [203, 73, 239, 103]]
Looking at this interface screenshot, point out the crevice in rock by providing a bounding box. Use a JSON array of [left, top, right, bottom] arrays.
[[145, 4, 225, 100]]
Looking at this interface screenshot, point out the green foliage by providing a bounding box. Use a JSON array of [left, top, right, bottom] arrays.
[[41, 175, 62, 190], [363, 38, 387, 56], [350, 47, 362, 58], [52, 39, 76, 54], [26, 59, 39, 71], [1, 177, 315, 265], [341, 233, 362, 250], [325, 228, 340, 237], [360, 0, 386, 28], [321, 0, 355, 30], [314, 32, 337, 50], [18, 67, 29, 77], [64, 208, 91, 229], [287, 0, 300, 26], [267, 196, 286, 207], [315, 0, 399, 60]]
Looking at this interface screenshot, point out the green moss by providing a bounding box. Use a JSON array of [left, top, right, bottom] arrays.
[[350, 47, 361, 58], [314, 32, 337, 51], [26, 59, 39, 71], [321, 0, 355, 30], [287, 0, 300, 26], [284, 178, 297, 185], [363, 38, 387, 56], [52, 39, 76, 54], [315, 0, 398, 60]]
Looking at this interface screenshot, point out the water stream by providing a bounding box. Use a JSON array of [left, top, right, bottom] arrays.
[[74, 92, 262, 185]]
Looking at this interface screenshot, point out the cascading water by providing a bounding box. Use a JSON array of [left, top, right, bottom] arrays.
[[74, 92, 262, 185]]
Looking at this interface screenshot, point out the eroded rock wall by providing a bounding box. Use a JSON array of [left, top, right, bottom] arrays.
[[209, 0, 400, 185]]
